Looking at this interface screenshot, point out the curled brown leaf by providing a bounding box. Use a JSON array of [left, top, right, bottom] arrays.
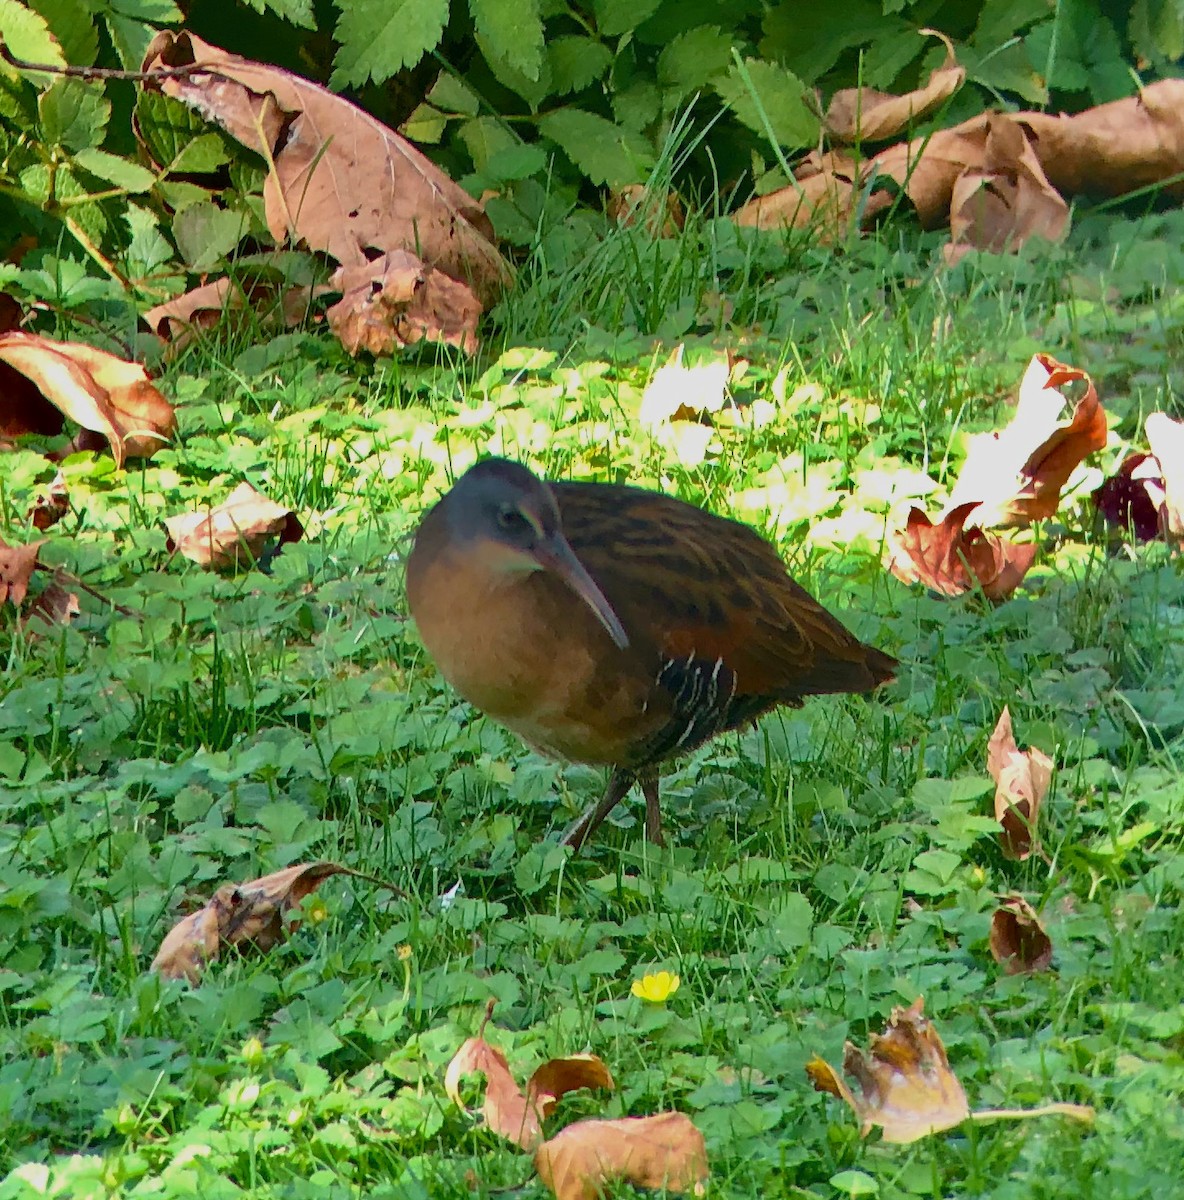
[[989, 895, 1053, 974], [0, 535, 44, 607], [806, 997, 970, 1144], [164, 482, 304, 570], [986, 706, 1053, 861]]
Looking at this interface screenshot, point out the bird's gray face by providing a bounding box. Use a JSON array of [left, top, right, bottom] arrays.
[[446, 460, 629, 650]]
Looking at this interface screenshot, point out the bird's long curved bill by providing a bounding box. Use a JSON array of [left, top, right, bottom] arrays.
[[533, 536, 629, 650]]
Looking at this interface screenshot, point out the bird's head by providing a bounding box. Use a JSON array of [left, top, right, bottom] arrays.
[[440, 458, 629, 650]]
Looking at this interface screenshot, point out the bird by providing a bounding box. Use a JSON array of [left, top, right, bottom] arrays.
[[406, 457, 897, 850]]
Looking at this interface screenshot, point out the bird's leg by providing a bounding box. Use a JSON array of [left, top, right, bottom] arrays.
[[641, 771, 665, 846], [562, 768, 636, 851]]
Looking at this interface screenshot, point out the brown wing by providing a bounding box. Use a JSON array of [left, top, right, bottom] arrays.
[[553, 480, 896, 711]]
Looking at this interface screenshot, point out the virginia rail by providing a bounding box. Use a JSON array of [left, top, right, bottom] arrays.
[[406, 458, 896, 850]]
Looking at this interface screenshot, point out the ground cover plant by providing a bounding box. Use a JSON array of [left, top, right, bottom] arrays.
[[2, 190, 1184, 1200]]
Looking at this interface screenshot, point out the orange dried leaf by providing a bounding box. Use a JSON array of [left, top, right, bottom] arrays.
[[0, 332, 175, 466], [164, 482, 304, 570], [886, 502, 1036, 600], [151, 861, 389, 982], [142, 32, 511, 310], [826, 31, 965, 144], [986, 706, 1053, 860], [527, 1056, 616, 1119], [327, 251, 481, 357], [989, 895, 1053, 974], [534, 1112, 708, 1200], [807, 997, 970, 1144], [24, 582, 80, 629], [946, 354, 1108, 528], [0, 536, 43, 607]]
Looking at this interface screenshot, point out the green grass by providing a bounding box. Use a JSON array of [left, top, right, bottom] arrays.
[[2, 204, 1184, 1200]]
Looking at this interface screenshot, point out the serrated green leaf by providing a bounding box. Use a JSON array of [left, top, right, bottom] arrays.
[[428, 73, 481, 116], [657, 25, 733, 95], [538, 107, 654, 185], [39, 79, 109, 153], [172, 201, 249, 271], [28, 0, 98, 65], [72, 148, 156, 192], [760, 1, 895, 83], [477, 29, 553, 107], [715, 58, 818, 150], [109, 0, 182, 18], [102, 13, 156, 69], [123, 204, 176, 277], [470, 0, 544, 82], [457, 115, 518, 170], [548, 36, 612, 96], [1131, 0, 1184, 61], [136, 92, 231, 173], [0, 0, 66, 71], [592, 0, 661, 37], [401, 103, 448, 143], [240, 0, 316, 27], [483, 142, 547, 182], [330, 0, 450, 87], [613, 80, 661, 132]]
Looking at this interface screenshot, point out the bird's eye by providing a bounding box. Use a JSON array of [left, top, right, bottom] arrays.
[[496, 505, 529, 533]]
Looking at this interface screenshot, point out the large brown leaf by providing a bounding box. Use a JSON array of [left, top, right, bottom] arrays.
[[151, 861, 396, 982], [807, 997, 969, 1144], [164, 482, 304, 570], [986, 706, 1053, 861], [0, 332, 175, 466], [945, 355, 1108, 528], [141, 32, 511, 310], [534, 1113, 708, 1200], [945, 114, 1069, 263], [886, 502, 1036, 600]]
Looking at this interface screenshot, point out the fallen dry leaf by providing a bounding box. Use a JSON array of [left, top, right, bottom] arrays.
[[0, 332, 175, 466], [1144, 412, 1184, 540], [807, 997, 969, 1143], [987, 707, 1053, 861], [151, 861, 396, 982], [886, 502, 1036, 600], [142, 32, 511, 313], [0, 535, 44, 607], [327, 251, 481, 357], [445, 1002, 614, 1152], [945, 114, 1069, 263], [28, 471, 69, 531], [1092, 451, 1164, 542], [1022, 78, 1184, 201], [164, 482, 304, 569], [825, 30, 965, 144], [535, 1112, 708, 1200], [607, 185, 686, 236], [23, 581, 80, 630], [946, 355, 1108, 527], [990, 895, 1053, 974]]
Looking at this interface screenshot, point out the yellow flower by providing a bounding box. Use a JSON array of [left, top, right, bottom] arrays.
[[305, 897, 329, 924], [397, 944, 413, 961], [631, 971, 680, 1003]]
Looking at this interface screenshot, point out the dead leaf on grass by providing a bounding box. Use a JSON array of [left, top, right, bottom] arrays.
[[825, 30, 965, 144], [886, 502, 1036, 600], [0, 535, 44, 607], [1092, 452, 1164, 541], [0, 332, 175, 466], [141, 32, 511, 312], [946, 354, 1108, 528], [151, 861, 398, 982], [987, 706, 1053, 861], [28, 471, 68, 531], [445, 1000, 615, 1152], [989, 895, 1053, 974], [806, 996, 970, 1143], [535, 1112, 708, 1200], [1144, 412, 1184, 539], [164, 482, 304, 570], [327, 251, 481, 357], [945, 114, 1069, 263], [607, 185, 686, 236]]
